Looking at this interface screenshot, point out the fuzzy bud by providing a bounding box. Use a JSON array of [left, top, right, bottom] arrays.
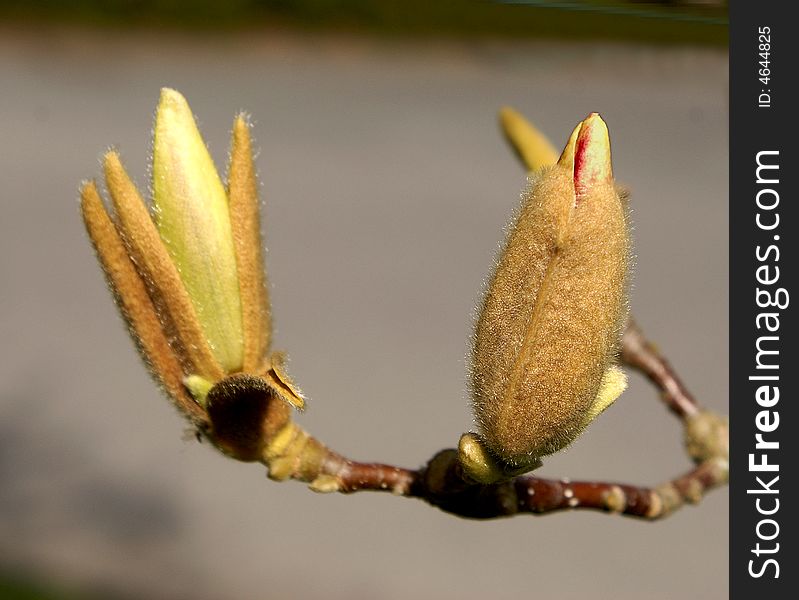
[[464, 113, 630, 480], [81, 88, 304, 458]]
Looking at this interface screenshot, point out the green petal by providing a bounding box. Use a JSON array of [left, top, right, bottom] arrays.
[[153, 88, 244, 373]]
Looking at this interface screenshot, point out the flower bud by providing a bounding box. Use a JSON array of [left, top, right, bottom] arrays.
[[464, 113, 630, 479], [81, 89, 303, 460]]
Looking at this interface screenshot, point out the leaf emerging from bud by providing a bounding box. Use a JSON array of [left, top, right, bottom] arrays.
[[466, 113, 630, 478]]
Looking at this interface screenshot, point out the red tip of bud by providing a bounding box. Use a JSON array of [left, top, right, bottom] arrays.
[[573, 113, 612, 202]]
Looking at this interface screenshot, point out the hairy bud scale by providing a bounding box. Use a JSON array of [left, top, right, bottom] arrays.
[[468, 113, 630, 473]]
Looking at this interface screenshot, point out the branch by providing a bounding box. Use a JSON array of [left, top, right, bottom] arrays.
[[255, 320, 729, 520], [621, 319, 700, 420]]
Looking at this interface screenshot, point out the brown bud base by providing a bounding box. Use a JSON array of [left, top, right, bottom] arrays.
[[205, 373, 292, 462]]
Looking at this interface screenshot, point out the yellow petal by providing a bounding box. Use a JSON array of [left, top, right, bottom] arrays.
[[573, 113, 612, 199], [153, 88, 244, 373], [583, 365, 627, 424], [458, 432, 541, 484], [499, 106, 559, 171], [558, 112, 613, 201], [557, 121, 582, 173]]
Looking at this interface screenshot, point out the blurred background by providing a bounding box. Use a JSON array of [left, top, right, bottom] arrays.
[[1, 2, 727, 599]]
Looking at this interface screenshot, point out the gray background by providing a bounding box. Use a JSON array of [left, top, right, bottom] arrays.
[[1, 26, 728, 599]]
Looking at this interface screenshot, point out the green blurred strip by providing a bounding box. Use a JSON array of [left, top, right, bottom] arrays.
[[0, 0, 728, 45], [495, 1, 728, 25]]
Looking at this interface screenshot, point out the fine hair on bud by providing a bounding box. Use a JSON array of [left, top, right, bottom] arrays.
[[470, 128, 630, 466]]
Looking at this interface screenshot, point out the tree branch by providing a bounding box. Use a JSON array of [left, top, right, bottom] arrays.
[[621, 319, 700, 420], [255, 319, 728, 520]]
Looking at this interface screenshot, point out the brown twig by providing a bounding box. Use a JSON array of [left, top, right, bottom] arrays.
[[257, 320, 728, 520], [620, 319, 700, 420], [421, 452, 729, 520]]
